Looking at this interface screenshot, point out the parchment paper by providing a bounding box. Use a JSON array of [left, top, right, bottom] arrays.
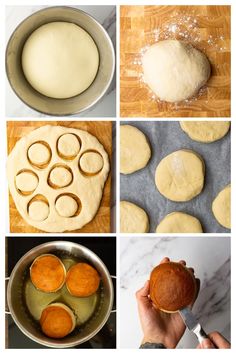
[[120, 121, 231, 233]]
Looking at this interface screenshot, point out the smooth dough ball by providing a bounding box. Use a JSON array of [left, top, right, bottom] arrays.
[[56, 195, 78, 217], [80, 151, 103, 174], [180, 121, 230, 143], [22, 22, 99, 99], [155, 149, 205, 202], [120, 201, 149, 233], [212, 184, 231, 229], [120, 125, 151, 174], [142, 40, 211, 102], [28, 142, 51, 166], [156, 212, 203, 233], [28, 201, 49, 221], [49, 166, 73, 187], [57, 134, 80, 158], [15, 171, 38, 192]]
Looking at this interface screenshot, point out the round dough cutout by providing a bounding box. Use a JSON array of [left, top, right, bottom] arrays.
[[120, 201, 149, 233], [22, 22, 99, 99], [55, 195, 78, 217], [57, 134, 81, 159], [28, 200, 49, 221], [156, 212, 203, 233], [155, 149, 205, 202], [49, 166, 73, 188], [15, 170, 38, 194], [28, 142, 51, 167], [80, 151, 103, 175], [142, 40, 211, 102], [212, 184, 231, 229], [120, 125, 151, 174], [180, 121, 230, 143]]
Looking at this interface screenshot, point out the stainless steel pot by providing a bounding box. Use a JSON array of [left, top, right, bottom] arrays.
[[6, 241, 115, 348], [6, 6, 115, 116]]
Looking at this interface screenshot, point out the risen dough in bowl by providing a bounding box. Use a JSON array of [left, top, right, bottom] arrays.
[[142, 40, 211, 102], [22, 22, 99, 99]]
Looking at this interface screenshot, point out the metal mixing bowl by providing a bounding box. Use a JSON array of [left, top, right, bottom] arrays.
[[6, 241, 114, 348], [6, 6, 115, 116]]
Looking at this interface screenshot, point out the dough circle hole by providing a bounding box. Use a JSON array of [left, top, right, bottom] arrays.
[[15, 169, 39, 196], [27, 141, 52, 169], [79, 150, 104, 176], [55, 194, 81, 218], [28, 195, 50, 221], [57, 134, 81, 160], [48, 164, 73, 189]]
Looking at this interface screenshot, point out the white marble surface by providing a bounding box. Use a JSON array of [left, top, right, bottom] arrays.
[[120, 236, 231, 348], [5, 6, 116, 117]]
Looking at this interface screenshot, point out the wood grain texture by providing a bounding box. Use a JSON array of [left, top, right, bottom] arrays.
[[120, 5, 231, 117], [7, 121, 112, 234]]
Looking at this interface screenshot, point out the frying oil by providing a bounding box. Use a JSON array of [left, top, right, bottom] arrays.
[[24, 256, 99, 327]]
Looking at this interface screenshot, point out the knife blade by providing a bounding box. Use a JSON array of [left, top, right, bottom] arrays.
[[179, 307, 208, 344]]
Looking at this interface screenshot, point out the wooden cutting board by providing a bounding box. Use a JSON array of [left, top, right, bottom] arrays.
[[7, 121, 112, 233], [120, 5, 231, 117]]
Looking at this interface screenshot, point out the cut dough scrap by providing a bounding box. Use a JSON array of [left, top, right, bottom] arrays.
[[212, 184, 231, 229], [180, 121, 230, 143], [28, 142, 51, 166], [56, 195, 78, 217], [155, 149, 205, 202], [120, 125, 151, 174], [49, 166, 72, 187], [142, 40, 211, 102], [7, 125, 110, 232], [156, 212, 203, 233], [120, 201, 149, 233], [28, 201, 49, 221], [15, 171, 38, 192], [57, 134, 80, 158], [22, 22, 99, 99], [80, 151, 103, 174]]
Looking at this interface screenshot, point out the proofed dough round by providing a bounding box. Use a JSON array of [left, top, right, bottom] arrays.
[[155, 149, 205, 202], [212, 184, 231, 229], [28, 142, 51, 166], [28, 201, 49, 221], [120, 125, 151, 174], [57, 134, 81, 158], [156, 212, 203, 233], [22, 22, 99, 99], [120, 201, 149, 233], [56, 195, 78, 217], [15, 171, 38, 193], [180, 121, 230, 143], [49, 166, 73, 188], [142, 40, 211, 102], [80, 151, 103, 174]]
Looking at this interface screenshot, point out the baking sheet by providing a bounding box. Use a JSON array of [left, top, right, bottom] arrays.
[[120, 121, 231, 233]]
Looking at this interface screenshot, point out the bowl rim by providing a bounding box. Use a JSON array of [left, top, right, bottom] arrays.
[[5, 5, 116, 116], [7, 240, 114, 348]]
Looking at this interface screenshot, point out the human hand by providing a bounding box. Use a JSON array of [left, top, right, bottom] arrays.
[[197, 332, 230, 349], [136, 257, 200, 349]]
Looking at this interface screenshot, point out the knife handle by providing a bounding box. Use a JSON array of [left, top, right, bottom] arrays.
[[194, 324, 208, 343]]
